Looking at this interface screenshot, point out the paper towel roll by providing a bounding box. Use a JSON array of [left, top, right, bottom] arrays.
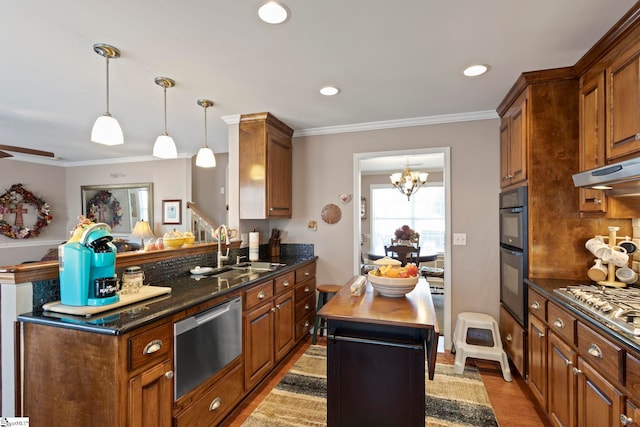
[[249, 231, 259, 261]]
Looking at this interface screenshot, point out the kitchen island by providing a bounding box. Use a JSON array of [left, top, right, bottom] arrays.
[[318, 276, 439, 427]]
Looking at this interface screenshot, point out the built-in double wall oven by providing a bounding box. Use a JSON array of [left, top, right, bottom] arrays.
[[499, 186, 528, 326]]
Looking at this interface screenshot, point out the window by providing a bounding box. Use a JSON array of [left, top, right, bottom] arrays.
[[370, 184, 445, 255]]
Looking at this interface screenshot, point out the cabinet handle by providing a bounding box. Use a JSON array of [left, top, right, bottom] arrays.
[[304, 270, 310, 276], [143, 340, 163, 355], [304, 320, 310, 327], [553, 319, 564, 329], [593, 198, 602, 205], [276, 304, 281, 310], [271, 307, 276, 312], [621, 414, 634, 426], [258, 291, 265, 299], [572, 367, 582, 376], [536, 331, 545, 338], [564, 359, 572, 367], [530, 301, 540, 310], [635, 133, 640, 141], [304, 286, 310, 293], [165, 371, 174, 379], [283, 280, 290, 287], [505, 334, 513, 342], [304, 303, 310, 310], [209, 397, 222, 412], [588, 343, 603, 359]]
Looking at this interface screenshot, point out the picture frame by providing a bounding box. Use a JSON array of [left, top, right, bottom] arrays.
[[162, 199, 182, 225], [360, 197, 367, 220]]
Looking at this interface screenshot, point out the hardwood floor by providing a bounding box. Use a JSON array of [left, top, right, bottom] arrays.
[[222, 337, 551, 426]]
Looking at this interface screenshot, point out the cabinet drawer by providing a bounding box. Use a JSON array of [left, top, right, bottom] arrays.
[[245, 280, 274, 310], [296, 311, 315, 341], [499, 305, 525, 376], [548, 302, 576, 345], [577, 322, 622, 383], [174, 362, 244, 427], [295, 292, 316, 321], [528, 288, 547, 320], [626, 353, 640, 401], [128, 321, 172, 372], [295, 279, 316, 301], [274, 272, 295, 295], [295, 263, 316, 283]]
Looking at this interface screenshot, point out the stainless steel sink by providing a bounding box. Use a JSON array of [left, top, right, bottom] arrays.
[[230, 262, 285, 272]]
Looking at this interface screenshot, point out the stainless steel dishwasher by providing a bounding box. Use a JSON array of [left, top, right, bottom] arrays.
[[174, 296, 242, 400]]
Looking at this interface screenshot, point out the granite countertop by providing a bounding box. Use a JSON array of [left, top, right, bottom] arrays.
[[18, 255, 316, 335], [525, 277, 640, 353]]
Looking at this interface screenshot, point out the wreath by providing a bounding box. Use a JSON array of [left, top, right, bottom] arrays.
[[86, 190, 122, 228], [0, 183, 52, 239]]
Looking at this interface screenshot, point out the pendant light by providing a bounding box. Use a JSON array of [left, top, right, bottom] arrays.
[[152, 77, 178, 159], [390, 160, 428, 201], [195, 99, 216, 168], [91, 43, 124, 145]]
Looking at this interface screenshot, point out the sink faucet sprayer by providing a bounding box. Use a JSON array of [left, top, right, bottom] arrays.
[[214, 225, 230, 268]]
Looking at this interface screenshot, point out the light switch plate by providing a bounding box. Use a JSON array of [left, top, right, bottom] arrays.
[[453, 233, 467, 246]]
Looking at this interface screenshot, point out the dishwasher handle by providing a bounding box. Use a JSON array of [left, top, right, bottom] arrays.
[[327, 333, 424, 351], [175, 297, 241, 335]]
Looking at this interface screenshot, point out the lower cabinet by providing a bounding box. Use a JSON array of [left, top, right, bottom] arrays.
[[499, 305, 526, 376], [129, 359, 174, 427], [548, 332, 575, 427], [528, 313, 548, 410], [576, 358, 624, 427]]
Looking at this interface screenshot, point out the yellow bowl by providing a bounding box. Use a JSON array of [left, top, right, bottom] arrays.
[[184, 235, 195, 245], [368, 272, 419, 297], [163, 237, 186, 249]]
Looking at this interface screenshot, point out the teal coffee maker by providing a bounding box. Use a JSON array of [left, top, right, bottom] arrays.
[[59, 223, 120, 306]]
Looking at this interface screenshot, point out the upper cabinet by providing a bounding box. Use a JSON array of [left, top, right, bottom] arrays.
[[239, 112, 294, 219], [499, 91, 528, 188], [608, 43, 640, 160]]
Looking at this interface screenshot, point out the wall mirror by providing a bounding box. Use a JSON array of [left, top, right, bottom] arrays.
[[81, 183, 154, 235]]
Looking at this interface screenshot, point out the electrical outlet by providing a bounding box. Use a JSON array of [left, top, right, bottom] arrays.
[[220, 187, 225, 194], [453, 233, 467, 246]]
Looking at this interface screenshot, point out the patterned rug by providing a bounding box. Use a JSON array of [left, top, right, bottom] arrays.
[[242, 345, 498, 427]]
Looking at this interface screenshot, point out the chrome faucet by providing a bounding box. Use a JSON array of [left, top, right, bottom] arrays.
[[214, 224, 230, 268]]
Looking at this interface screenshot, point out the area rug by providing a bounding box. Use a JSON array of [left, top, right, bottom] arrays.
[[242, 345, 498, 427]]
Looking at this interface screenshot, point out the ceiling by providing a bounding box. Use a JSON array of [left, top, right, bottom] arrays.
[[1, 0, 637, 164]]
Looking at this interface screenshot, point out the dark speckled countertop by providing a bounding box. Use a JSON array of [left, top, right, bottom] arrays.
[[18, 255, 316, 336], [526, 277, 640, 353]]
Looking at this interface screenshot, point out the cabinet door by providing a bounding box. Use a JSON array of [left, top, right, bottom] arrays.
[[622, 400, 640, 427], [608, 49, 640, 160], [266, 126, 292, 218], [244, 302, 275, 390], [274, 289, 295, 361], [528, 314, 547, 410], [128, 359, 173, 427], [500, 118, 511, 188], [509, 94, 527, 185], [576, 358, 624, 427], [579, 73, 607, 213], [548, 332, 576, 427]]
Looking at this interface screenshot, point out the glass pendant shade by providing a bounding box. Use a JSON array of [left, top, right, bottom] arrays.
[[153, 134, 177, 159], [91, 114, 123, 145], [196, 147, 216, 168]]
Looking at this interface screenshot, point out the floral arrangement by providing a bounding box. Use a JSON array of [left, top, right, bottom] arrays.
[[86, 190, 122, 228], [0, 183, 52, 239], [394, 225, 418, 241]]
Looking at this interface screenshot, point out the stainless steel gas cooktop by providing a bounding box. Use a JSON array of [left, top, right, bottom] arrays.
[[554, 285, 640, 337]]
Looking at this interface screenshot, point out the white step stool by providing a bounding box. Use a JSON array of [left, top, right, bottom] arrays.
[[452, 312, 512, 382]]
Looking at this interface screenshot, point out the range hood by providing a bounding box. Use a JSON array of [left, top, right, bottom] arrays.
[[572, 157, 640, 196]]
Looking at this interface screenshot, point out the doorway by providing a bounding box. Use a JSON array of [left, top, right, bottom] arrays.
[[352, 147, 452, 347]]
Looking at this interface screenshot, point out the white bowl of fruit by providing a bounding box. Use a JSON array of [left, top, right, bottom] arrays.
[[368, 257, 420, 297]]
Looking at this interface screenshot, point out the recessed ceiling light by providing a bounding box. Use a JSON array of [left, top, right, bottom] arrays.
[[320, 86, 340, 96], [258, 1, 289, 24], [463, 64, 489, 77]]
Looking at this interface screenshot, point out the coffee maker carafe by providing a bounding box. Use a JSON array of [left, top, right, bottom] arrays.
[[59, 223, 120, 306]]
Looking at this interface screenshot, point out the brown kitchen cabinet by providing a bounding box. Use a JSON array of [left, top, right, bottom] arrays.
[[607, 42, 640, 161], [576, 357, 624, 427], [239, 112, 294, 219], [23, 319, 174, 427], [294, 262, 316, 341], [548, 332, 576, 427], [499, 91, 528, 188], [528, 312, 548, 410], [243, 270, 297, 391], [499, 305, 526, 376]]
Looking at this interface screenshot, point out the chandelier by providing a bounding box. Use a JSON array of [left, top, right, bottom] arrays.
[[390, 163, 428, 201]]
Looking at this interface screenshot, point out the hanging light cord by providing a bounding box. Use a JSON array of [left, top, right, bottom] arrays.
[[104, 56, 111, 116], [203, 105, 209, 148], [162, 85, 168, 135]]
